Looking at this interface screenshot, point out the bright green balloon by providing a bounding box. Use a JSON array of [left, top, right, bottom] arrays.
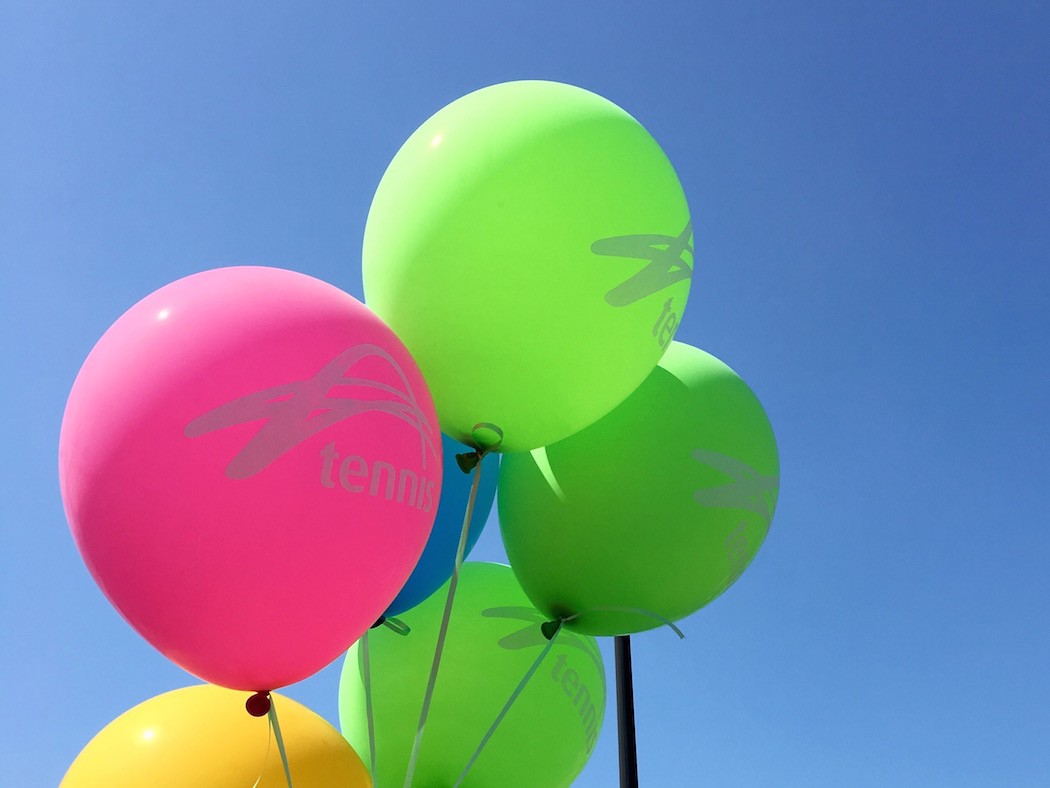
[[339, 562, 605, 788], [498, 342, 779, 636], [363, 80, 692, 452]]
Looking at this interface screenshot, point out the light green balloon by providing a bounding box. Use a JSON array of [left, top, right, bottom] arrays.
[[338, 562, 606, 788], [498, 342, 779, 636], [363, 80, 692, 452]]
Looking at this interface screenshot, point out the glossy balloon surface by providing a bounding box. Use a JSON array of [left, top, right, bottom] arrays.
[[499, 342, 779, 635], [62, 685, 371, 787], [340, 562, 604, 788], [363, 80, 692, 451], [60, 267, 441, 690]]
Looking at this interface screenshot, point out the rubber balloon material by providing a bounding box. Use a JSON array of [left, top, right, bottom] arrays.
[[384, 434, 497, 617], [498, 341, 779, 636], [339, 562, 605, 788], [59, 266, 442, 690], [62, 685, 372, 787], [363, 80, 692, 451]]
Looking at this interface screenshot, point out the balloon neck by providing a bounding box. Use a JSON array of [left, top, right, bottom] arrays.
[[371, 615, 387, 629], [245, 691, 272, 717]]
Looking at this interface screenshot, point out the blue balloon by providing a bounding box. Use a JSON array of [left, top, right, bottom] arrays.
[[384, 434, 498, 616]]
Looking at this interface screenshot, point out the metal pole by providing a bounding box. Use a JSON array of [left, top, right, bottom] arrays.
[[615, 635, 639, 788]]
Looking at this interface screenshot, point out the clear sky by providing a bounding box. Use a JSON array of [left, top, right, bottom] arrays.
[[3, 2, 1049, 785]]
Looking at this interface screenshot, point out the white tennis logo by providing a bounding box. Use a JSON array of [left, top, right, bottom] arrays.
[[185, 344, 437, 479]]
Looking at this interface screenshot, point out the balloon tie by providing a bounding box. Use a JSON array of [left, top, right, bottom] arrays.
[[559, 607, 686, 640], [403, 423, 502, 788], [453, 621, 564, 787], [362, 631, 378, 785], [372, 615, 411, 635], [267, 696, 295, 788], [383, 616, 411, 635]]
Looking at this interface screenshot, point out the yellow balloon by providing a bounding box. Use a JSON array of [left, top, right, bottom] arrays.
[[62, 684, 371, 788]]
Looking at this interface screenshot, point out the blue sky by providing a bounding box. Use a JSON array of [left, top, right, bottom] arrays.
[[3, 2, 1049, 785]]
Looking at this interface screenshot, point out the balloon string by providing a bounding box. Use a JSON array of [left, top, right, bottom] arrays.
[[453, 621, 563, 787], [382, 616, 411, 635], [249, 706, 274, 788], [450, 610, 681, 787], [362, 631, 378, 785], [562, 607, 686, 640], [267, 697, 294, 788], [402, 436, 494, 788]]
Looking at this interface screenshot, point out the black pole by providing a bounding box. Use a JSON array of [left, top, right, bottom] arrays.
[[615, 635, 639, 788]]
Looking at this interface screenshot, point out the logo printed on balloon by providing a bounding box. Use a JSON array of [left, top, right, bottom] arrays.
[[185, 343, 438, 480], [483, 606, 604, 752], [592, 222, 692, 348], [692, 447, 778, 526], [483, 606, 605, 673], [319, 441, 437, 512], [592, 222, 693, 306]]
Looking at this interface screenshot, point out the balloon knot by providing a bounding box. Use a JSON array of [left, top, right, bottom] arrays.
[[370, 615, 387, 629], [540, 620, 562, 641], [245, 691, 271, 717], [455, 452, 480, 473], [456, 423, 504, 473]]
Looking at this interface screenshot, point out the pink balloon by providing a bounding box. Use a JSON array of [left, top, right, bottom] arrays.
[[60, 267, 442, 691]]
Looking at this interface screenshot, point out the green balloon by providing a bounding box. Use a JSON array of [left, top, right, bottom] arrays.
[[338, 562, 606, 788], [498, 342, 779, 636], [363, 80, 692, 452]]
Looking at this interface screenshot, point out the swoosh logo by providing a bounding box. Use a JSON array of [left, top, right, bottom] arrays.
[[593, 221, 693, 306], [184, 343, 437, 479], [692, 447, 778, 526]]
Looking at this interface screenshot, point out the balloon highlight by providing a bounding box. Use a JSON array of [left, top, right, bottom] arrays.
[[59, 266, 442, 690], [363, 79, 692, 451], [62, 684, 371, 787]]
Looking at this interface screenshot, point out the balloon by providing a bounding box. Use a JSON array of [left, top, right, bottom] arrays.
[[62, 684, 371, 787], [498, 342, 779, 636], [59, 266, 442, 690], [384, 434, 497, 617], [339, 562, 605, 788], [363, 79, 692, 452]]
